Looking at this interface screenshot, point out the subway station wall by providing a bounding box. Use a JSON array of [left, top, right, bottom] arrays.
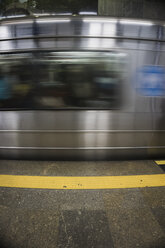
[[98, 0, 165, 20]]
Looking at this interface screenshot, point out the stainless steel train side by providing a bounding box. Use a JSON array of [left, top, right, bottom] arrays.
[[0, 16, 165, 160]]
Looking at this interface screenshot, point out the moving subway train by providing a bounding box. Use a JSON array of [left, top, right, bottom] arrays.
[[0, 15, 165, 160]]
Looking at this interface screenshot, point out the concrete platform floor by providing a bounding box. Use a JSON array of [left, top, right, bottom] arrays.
[[0, 160, 165, 248]]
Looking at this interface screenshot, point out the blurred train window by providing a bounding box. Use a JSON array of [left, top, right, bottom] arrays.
[[0, 51, 126, 109]]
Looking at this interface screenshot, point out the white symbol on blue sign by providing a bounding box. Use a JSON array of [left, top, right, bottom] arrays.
[[137, 66, 165, 96]]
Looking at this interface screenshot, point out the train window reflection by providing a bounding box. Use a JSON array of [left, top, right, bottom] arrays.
[[0, 51, 126, 109]]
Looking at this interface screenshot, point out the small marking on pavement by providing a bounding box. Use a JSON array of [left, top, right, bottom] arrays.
[[0, 174, 165, 190]]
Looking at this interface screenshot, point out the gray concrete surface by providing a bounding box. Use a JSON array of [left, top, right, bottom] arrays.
[[0, 160, 165, 248], [0, 160, 163, 176]]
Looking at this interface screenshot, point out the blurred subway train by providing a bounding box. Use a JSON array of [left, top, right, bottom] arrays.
[[0, 15, 165, 160]]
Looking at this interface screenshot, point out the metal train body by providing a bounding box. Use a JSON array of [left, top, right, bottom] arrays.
[[0, 16, 165, 160]]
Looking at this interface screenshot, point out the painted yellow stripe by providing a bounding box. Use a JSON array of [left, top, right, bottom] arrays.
[[0, 174, 165, 189], [155, 160, 165, 165]]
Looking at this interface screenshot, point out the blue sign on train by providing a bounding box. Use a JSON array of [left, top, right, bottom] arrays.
[[137, 65, 165, 96]]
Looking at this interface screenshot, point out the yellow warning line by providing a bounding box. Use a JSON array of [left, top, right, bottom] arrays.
[[0, 174, 165, 190], [155, 160, 165, 165]]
